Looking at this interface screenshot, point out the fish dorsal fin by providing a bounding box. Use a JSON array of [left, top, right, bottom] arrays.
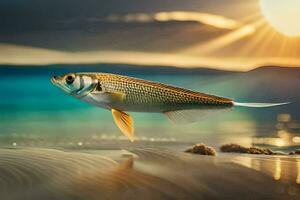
[[111, 109, 134, 141], [164, 108, 230, 124]]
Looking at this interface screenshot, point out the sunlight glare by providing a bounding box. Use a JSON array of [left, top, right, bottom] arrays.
[[274, 159, 281, 180], [260, 0, 300, 37]]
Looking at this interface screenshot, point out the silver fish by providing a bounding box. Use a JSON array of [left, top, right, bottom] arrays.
[[52, 72, 289, 141]]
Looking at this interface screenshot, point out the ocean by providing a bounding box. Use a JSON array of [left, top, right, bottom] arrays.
[[0, 65, 298, 150]]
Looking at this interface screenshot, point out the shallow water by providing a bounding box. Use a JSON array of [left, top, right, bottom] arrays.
[[1, 67, 299, 150]]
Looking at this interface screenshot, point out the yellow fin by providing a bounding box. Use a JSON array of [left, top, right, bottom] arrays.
[[111, 109, 134, 141]]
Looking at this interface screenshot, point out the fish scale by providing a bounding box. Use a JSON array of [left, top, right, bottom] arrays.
[[96, 73, 233, 112]]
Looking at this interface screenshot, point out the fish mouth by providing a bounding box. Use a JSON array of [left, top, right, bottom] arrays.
[[51, 76, 59, 84], [51, 75, 72, 94]]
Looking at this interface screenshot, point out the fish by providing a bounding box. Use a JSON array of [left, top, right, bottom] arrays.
[[51, 72, 289, 141]]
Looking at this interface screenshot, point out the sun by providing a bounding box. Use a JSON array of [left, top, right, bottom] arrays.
[[260, 0, 300, 37]]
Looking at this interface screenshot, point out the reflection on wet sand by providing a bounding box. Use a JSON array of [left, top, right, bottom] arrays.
[[0, 147, 299, 200], [228, 155, 300, 186], [297, 162, 300, 184]]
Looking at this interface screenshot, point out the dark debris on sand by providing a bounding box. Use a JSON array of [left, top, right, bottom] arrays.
[[289, 150, 300, 155], [220, 144, 286, 155], [185, 143, 216, 156]]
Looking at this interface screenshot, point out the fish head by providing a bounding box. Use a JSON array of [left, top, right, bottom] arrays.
[[51, 73, 98, 97]]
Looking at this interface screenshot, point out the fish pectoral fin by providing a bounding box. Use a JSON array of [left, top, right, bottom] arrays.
[[91, 91, 125, 101], [107, 91, 125, 102], [89, 91, 125, 104], [111, 109, 134, 141], [163, 108, 231, 124]]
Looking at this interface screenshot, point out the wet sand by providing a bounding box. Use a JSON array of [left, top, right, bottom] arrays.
[[0, 147, 299, 200]]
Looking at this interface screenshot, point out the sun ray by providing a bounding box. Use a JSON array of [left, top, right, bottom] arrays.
[[181, 19, 265, 55], [238, 21, 270, 56], [278, 36, 288, 56], [255, 26, 277, 56]]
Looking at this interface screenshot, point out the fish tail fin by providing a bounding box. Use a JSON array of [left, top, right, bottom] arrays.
[[233, 101, 290, 108]]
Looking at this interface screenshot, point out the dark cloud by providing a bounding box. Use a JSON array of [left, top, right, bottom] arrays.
[[0, 0, 258, 31]]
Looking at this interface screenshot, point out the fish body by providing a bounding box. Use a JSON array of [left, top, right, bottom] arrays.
[[52, 72, 289, 141], [81, 73, 233, 112]]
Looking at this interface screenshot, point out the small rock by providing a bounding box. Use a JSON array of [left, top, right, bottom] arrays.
[[220, 144, 286, 155], [289, 150, 300, 155], [220, 144, 249, 153], [185, 143, 216, 156]]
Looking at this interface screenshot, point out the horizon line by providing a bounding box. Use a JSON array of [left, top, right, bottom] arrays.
[[1, 43, 300, 72]]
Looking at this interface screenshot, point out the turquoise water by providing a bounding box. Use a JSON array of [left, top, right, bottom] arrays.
[[0, 67, 299, 149]]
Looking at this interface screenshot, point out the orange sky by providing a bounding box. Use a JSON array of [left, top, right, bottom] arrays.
[[1, 0, 300, 71]]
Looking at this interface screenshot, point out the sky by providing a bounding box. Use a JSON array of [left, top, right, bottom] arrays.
[[0, 0, 300, 71]]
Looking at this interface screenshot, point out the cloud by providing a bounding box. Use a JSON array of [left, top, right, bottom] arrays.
[[1, 43, 300, 71], [106, 11, 241, 30]]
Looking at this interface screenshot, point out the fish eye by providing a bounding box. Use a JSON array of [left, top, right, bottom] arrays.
[[65, 75, 75, 85]]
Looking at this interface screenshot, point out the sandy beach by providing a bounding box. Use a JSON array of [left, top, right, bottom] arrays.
[[0, 146, 299, 200]]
